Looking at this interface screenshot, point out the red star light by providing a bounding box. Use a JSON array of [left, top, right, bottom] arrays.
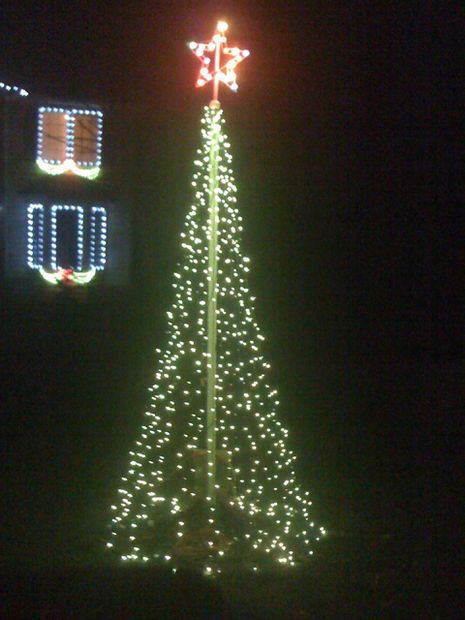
[[189, 21, 250, 102]]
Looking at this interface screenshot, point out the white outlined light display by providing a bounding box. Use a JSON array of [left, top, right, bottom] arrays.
[[36, 106, 103, 179], [0, 80, 29, 97], [27, 203, 108, 275], [90, 206, 107, 270], [27, 204, 44, 268]]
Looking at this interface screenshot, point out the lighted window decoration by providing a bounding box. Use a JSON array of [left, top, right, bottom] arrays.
[[39, 266, 96, 286], [27, 203, 44, 268], [27, 203, 108, 285], [50, 204, 85, 271], [90, 206, 107, 270], [37, 106, 103, 179], [0, 80, 29, 97]]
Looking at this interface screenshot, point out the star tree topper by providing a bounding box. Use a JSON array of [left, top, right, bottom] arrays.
[[189, 21, 250, 106]]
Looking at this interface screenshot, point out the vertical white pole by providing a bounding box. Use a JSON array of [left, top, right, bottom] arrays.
[[206, 108, 220, 504], [213, 31, 221, 104], [205, 25, 223, 506]]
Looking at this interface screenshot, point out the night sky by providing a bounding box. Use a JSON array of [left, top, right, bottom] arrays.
[[0, 1, 460, 569]]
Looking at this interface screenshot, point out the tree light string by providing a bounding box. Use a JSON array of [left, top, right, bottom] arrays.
[[107, 106, 324, 572]]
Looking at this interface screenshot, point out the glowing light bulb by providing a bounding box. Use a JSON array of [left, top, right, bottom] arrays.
[[217, 21, 228, 33]]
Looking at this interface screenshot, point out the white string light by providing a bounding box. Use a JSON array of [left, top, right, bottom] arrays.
[[27, 204, 44, 269], [27, 203, 107, 276], [90, 206, 107, 270], [37, 106, 103, 179], [0, 80, 29, 97], [108, 106, 325, 572]]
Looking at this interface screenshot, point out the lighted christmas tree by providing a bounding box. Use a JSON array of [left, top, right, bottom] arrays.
[[107, 21, 324, 573]]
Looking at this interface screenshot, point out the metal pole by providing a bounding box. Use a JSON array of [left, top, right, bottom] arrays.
[[204, 27, 223, 505], [205, 108, 220, 504], [213, 32, 221, 104]]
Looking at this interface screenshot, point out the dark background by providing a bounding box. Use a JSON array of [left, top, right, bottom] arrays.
[[0, 0, 461, 574]]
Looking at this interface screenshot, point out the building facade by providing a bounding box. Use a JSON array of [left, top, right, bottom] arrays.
[[1, 80, 129, 288]]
